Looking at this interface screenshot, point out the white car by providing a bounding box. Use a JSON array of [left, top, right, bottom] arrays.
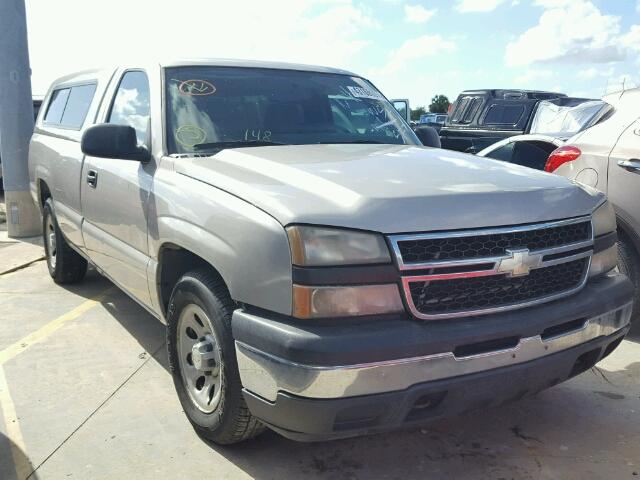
[[477, 99, 612, 170], [477, 134, 564, 170]]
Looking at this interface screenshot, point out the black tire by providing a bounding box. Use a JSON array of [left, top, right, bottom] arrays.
[[42, 198, 87, 284], [166, 269, 265, 444], [618, 233, 640, 324]]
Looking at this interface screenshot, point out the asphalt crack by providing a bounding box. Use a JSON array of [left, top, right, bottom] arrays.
[[0, 257, 46, 277], [25, 342, 165, 479]]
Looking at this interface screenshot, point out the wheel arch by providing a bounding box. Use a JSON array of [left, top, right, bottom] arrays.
[[616, 214, 640, 260], [156, 242, 230, 318], [152, 203, 293, 320], [37, 178, 52, 208]]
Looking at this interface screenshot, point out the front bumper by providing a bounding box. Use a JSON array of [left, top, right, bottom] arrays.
[[232, 273, 633, 440]]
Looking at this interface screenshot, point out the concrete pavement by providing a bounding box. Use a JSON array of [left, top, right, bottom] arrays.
[[0, 246, 638, 479]]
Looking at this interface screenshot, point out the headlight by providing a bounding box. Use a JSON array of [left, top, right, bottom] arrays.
[[592, 200, 616, 237], [589, 200, 618, 277], [292, 284, 404, 319], [287, 226, 391, 266], [589, 245, 618, 278]]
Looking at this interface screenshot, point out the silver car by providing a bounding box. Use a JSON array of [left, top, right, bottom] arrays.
[[29, 60, 633, 444], [548, 88, 640, 324]]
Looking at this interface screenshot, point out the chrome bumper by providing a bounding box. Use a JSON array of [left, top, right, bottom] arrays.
[[236, 302, 632, 402]]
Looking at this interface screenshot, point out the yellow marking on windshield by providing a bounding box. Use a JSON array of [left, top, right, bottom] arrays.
[[175, 124, 207, 148]]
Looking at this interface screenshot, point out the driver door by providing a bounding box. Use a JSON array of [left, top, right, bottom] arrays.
[[81, 70, 155, 307]]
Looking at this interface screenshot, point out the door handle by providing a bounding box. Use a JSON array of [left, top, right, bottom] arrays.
[[618, 159, 640, 173], [86, 169, 98, 188]]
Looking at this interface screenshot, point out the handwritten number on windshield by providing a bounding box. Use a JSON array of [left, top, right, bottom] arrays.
[[244, 129, 272, 142]]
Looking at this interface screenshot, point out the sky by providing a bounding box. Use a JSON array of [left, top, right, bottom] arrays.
[[25, 0, 640, 108]]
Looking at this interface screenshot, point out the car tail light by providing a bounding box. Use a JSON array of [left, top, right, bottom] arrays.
[[545, 146, 581, 173]]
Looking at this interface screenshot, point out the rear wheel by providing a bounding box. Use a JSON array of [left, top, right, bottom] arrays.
[[42, 198, 87, 284], [618, 232, 640, 324], [166, 269, 265, 444]]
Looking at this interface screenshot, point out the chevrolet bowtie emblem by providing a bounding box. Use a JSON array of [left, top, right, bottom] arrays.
[[497, 248, 543, 277]]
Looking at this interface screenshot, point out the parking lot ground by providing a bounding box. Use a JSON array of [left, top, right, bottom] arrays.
[[0, 242, 638, 480]]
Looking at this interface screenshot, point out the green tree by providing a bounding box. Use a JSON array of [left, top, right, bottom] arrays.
[[410, 105, 427, 121], [429, 95, 450, 114]]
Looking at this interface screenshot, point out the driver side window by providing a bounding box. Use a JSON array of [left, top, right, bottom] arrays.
[[108, 71, 150, 148]]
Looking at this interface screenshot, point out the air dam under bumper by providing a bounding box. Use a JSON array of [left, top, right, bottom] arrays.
[[233, 274, 633, 441]]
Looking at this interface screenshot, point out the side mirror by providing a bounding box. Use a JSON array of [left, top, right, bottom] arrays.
[[81, 124, 150, 162], [413, 126, 441, 148], [390, 98, 410, 123]]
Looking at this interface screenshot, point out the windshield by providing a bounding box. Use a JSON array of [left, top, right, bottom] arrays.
[[529, 100, 610, 136], [164, 66, 419, 154]]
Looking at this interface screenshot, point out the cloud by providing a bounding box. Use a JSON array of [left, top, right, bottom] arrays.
[[514, 69, 552, 85], [403, 4, 436, 23], [505, 0, 625, 66], [455, 0, 508, 13], [577, 66, 614, 79], [376, 35, 457, 74], [621, 25, 640, 53], [533, 0, 573, 7], [25, 0, 377, 94], [577, 67, 598, 79], [371, 69, 462, 110]]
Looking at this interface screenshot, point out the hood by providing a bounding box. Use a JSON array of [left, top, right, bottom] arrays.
[[174, 144, 603, 233]]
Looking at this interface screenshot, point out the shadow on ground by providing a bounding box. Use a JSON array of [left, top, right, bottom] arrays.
[[0, 432, 39, 480], [201, 363, 640, 480], [59, 269, 167, 370]]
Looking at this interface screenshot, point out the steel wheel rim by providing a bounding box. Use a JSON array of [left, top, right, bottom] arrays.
[[46, 215, 57, 270], [177, 304, 223, 413]]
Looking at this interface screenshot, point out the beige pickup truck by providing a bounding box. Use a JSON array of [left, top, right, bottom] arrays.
[[29, 59, 633, 444]]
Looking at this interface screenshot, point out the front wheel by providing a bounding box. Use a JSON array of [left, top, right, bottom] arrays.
[[166, 269, 265, 444], [42, 198, 87, 284]]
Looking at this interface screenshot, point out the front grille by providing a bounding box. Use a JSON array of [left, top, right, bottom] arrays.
[[407, 258, 589, 317], [397, 220, 590, 265], [389, 217, 594, 320]]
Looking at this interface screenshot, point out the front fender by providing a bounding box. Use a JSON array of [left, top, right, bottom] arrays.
[[150, 173, 293, 317]]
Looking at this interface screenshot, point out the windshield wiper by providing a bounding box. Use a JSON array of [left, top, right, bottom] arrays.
[[193, 140, 286, 151]]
